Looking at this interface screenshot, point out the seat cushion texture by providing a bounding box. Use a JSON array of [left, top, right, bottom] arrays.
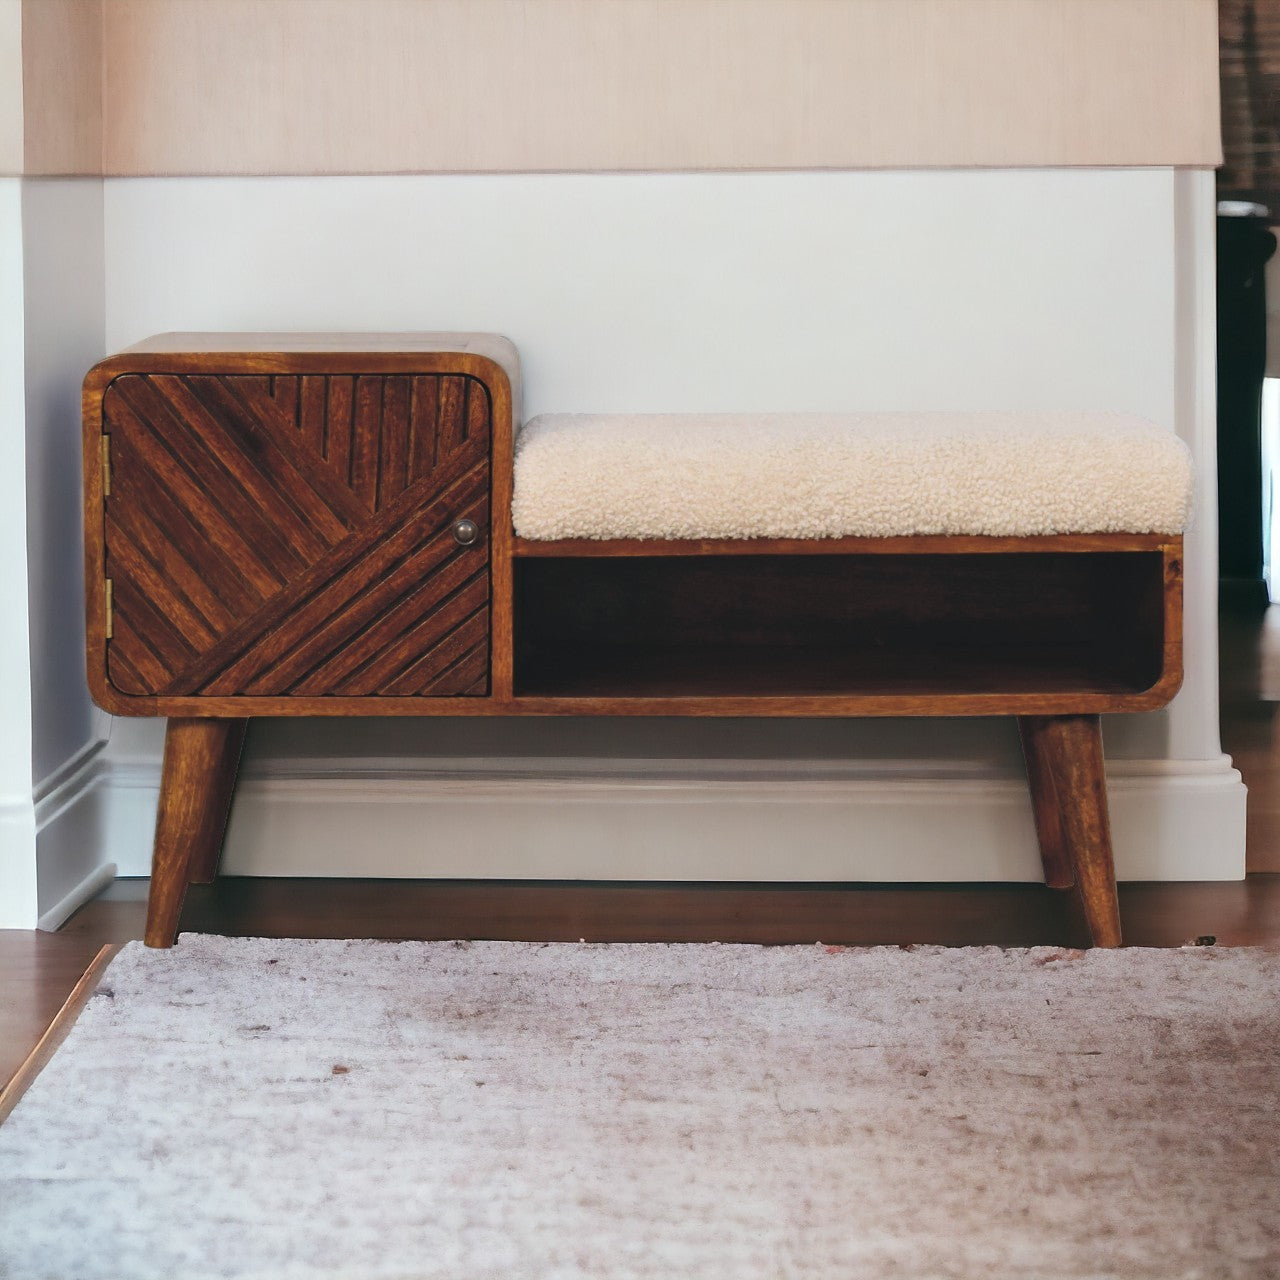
[[511, 412, 1193, 541]]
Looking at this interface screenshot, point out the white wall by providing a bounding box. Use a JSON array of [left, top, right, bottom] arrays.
[[0, 2, 115, 928], [94, 167, 1245, 883], [22, 177, 112, 926], [106, 170, 1178, 420], [0, 176, 38, 927], [24, 179, 105, 782]]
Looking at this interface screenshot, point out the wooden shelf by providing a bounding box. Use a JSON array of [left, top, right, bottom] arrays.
[[515, 641, 1155, 702], [513, 548, 1171, 706]]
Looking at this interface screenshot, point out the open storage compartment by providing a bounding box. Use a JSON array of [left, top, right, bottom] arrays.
[[513, 551, 1167, 701]]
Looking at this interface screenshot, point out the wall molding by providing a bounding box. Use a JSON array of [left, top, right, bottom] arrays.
[[36, 860, 115, 932], [33, 737, 105, 809], [99, 753, 1247, 885], [0, 798, 37, 928], [31, 740, 115, 930]]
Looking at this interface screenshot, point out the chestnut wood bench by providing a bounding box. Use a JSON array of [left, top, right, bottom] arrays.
[[82, 334, 1190, 950]]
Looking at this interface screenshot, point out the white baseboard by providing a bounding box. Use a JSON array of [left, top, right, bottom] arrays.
[[32, 741, 118, 930], [36, 862, 117, 932], [99, 754, 1248, 883], [0, 798, 38, 928]]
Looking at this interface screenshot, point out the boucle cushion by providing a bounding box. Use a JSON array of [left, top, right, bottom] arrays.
[[511, 412, 1193, 541]]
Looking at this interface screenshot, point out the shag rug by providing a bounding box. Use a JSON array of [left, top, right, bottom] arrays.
[[1, 938, 1276, 1280]]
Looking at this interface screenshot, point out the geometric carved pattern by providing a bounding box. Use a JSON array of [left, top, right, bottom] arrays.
[[102, 373, 490, 697]]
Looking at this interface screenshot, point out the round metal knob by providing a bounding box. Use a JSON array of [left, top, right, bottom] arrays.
[[451, 518, 480, 547]]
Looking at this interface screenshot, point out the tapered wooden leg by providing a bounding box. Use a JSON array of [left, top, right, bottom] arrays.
[[1018, 717, 1075, 889], [145, 718, 249, 949], [1017, 714, 1122, 948], [186, 719, 249, 885]]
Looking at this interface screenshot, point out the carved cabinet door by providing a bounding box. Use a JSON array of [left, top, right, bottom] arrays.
[[100, 371, 491, 699]]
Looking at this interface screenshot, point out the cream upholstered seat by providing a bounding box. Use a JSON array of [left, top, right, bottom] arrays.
[[511, 412, 1193, 541]]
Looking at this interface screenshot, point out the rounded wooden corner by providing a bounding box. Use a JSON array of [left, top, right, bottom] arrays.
[[460, 355, 515, 435], [82, 359, 133, 404], [1102, 662, 1184, 714], [87, 668, 154, 717], [1139, 665, 1186, 710], [463, 353, 511, 396]]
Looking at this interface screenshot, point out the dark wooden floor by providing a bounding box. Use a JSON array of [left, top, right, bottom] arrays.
[[4, 594, 1280, 1093]]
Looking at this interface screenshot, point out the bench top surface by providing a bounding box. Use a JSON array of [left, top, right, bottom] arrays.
[[512, 412, 1193, 542]]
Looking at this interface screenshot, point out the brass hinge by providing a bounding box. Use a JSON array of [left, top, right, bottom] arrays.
[[100, 435, 111, 497], [104, 578, 113, 640]]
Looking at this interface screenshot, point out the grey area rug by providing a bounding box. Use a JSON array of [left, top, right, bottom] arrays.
[[1, 938, 1277, 1280]]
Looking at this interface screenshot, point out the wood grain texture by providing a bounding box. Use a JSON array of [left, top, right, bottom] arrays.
[[147, 719, 256, 947], [0, 931, 126, 1099], [0, 944, 120, 1125], [1019, 715, 1123, 947], [84, 339, 518, 716], [1018, 718, 1075, 890], [98, 0, 1220, 176], [489, 349, 516, 700], [513, 546, 1180, 713], [72, 688, 1191, 720], [98, 370, 491, 700], [185, 719, 249, 885], [53, 877, 1280, 953]]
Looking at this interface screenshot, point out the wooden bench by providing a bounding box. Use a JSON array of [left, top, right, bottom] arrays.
[[82, 334, 1190, 949]]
